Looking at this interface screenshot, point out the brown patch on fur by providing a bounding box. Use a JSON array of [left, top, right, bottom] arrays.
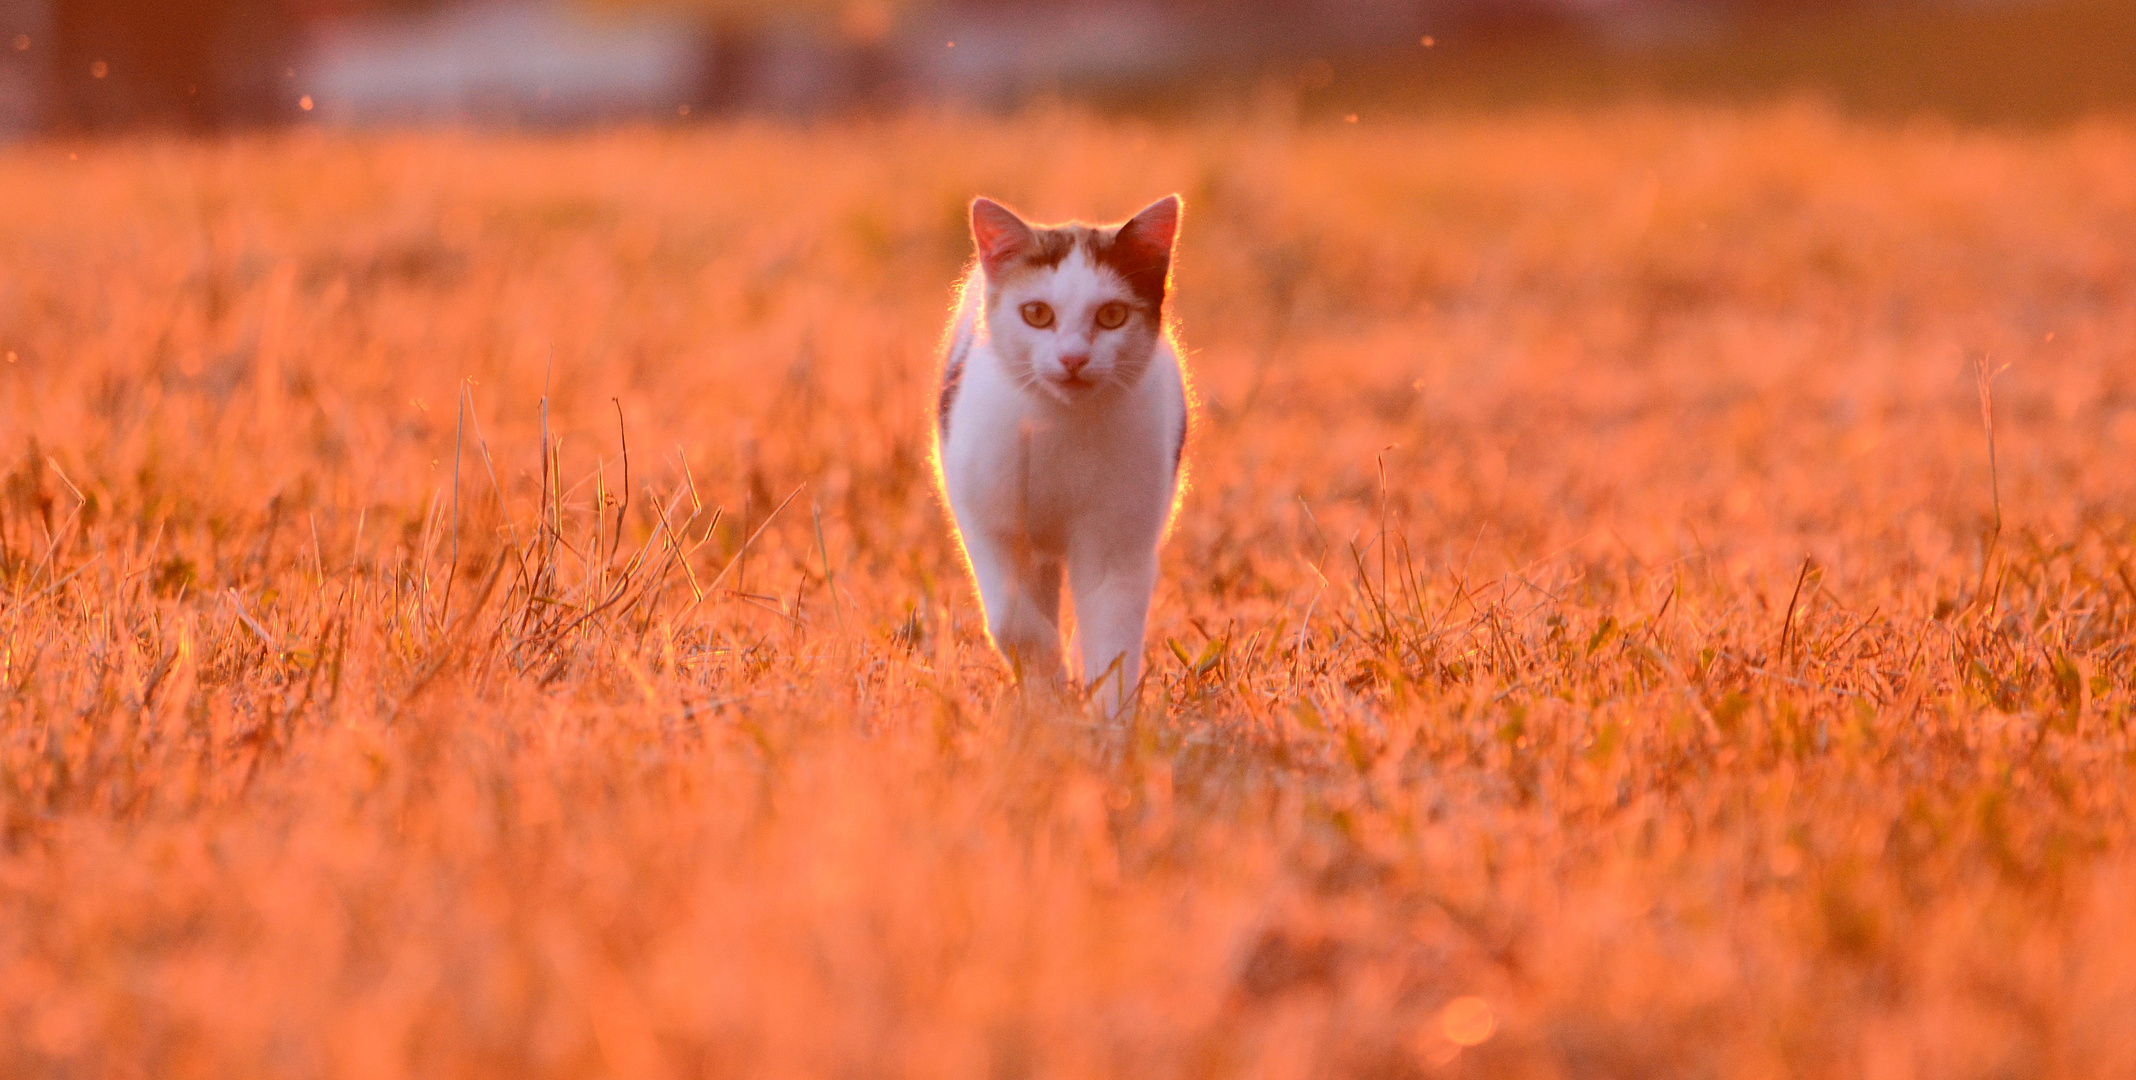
[[1024, 226, 1089, 269], [1100, 198, 1178, 309], [1092, 236, 1168, 309], [938, 315, 973, 439]]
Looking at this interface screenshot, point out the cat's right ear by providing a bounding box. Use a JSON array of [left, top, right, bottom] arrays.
[[971, 198, 1034, 275]]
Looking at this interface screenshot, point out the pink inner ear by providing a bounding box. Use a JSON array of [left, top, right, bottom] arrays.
[[971, 199, 1032, 270]]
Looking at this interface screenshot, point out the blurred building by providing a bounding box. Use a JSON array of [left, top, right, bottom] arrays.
[[304, 2, 705, 124]]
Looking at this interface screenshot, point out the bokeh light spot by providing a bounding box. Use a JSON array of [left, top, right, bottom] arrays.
[[1441, 996, 1496, 1046]]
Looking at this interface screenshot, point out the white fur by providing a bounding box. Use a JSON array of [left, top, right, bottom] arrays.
[[937, 224, 1186, 717]]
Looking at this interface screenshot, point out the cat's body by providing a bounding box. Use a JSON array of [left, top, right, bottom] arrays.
[[936, 196, 1188, 715]]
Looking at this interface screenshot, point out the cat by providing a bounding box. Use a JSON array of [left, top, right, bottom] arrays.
[[935, 194, 1189, 717]]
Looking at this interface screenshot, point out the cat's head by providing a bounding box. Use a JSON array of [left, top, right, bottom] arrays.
[[969, 195, 1180, 403]]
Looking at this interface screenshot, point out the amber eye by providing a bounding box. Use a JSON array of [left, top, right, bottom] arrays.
[[1094, 302, 1130, 330], [1020, 301, 1055, 329]]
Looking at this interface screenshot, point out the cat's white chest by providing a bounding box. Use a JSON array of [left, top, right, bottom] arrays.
[[993, 411, 1120, 549], [941, 342, 1179, 558]]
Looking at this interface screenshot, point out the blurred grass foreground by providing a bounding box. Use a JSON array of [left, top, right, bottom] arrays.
[[1, 101, 2135, 1076]]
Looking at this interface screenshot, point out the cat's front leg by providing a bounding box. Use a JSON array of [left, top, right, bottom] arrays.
[[1069, 548, 1159, 718], [963, 530, 1066, 684]]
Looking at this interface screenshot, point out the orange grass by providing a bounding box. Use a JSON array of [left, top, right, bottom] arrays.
[[1, 105, 2134, 1078]]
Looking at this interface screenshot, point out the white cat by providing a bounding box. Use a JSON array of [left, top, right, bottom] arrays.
[[935, 195, 1189, 716]]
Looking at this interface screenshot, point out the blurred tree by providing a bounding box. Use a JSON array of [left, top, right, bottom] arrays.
[[45, 0, 298, 131]]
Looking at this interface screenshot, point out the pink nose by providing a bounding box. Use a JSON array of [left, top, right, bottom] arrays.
[[1060, 354, 1090, 376]]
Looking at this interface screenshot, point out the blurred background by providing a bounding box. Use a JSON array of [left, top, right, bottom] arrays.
[[0, 0, 2132, 137]]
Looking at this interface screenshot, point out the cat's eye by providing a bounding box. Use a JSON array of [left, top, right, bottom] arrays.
[[1094, 302, 1130, 330], [1020, 301, 1055, 329]]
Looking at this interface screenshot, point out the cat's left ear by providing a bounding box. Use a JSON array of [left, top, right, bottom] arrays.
[[1108, 195, 1180, 306], [1114, 195, 1181, 267]]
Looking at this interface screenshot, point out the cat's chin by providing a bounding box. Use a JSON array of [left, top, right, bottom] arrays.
[[1035, 375, 1106, 403]]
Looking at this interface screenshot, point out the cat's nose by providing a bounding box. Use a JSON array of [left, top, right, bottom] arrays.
[[1060, 354, 1091, 376]]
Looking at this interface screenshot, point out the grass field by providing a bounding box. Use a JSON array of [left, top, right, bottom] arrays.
[[1, 105, 2134, 1078]]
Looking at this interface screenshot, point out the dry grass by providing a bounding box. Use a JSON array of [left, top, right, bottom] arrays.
[[1, 105, 2134, 1079]]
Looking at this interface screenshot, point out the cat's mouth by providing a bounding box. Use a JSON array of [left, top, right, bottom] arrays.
[[1044, 372, 1100, 394]]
